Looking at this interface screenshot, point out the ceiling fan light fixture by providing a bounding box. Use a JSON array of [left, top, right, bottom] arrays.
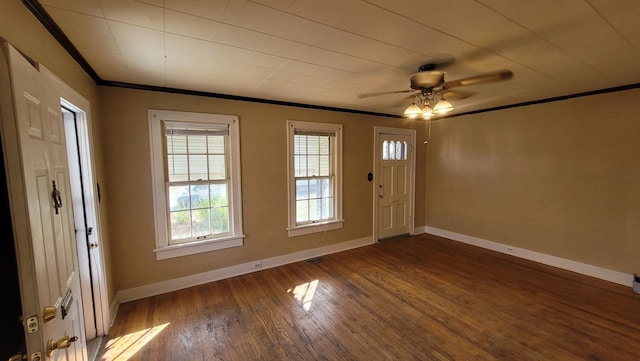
[[433, 99, 453, 114], [403, 103, 423, 118], [422, 105, 433, 119]]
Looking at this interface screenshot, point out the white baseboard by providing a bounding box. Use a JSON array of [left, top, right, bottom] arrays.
[[425, 226, 633, 287], [114, 236, 373, 305], [414, 226, 427, 235]]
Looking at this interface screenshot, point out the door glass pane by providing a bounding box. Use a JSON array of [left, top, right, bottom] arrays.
[[394, 141, 401, 160], [382, 140, 388, 160]]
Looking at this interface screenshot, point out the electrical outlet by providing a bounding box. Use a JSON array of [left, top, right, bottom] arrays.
[[252, 261, 262, 269]]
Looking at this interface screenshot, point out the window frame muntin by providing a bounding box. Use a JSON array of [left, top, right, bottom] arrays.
[[149, 110, 243, 260]]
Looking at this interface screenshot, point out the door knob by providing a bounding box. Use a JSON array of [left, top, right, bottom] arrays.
[[46, 335, 78, 357]]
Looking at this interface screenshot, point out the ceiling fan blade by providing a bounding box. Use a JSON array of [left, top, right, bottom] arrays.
[[443, 69, 513, 89], [358, 89, 413, 98], [440, 89, 474, 100]]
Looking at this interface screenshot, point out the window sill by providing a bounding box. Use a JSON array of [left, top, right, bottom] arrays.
[[287, 219, 344, 237], [154, 235, 244, 260]]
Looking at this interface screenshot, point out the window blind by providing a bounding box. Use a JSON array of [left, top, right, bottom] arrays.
[[164, 126, 228, 136], [294, 129, 336, 137]]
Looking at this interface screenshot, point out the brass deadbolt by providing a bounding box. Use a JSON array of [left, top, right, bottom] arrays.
[[42, 306, 57, 323]]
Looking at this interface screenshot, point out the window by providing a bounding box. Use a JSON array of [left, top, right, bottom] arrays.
[[149, 110, 243, 259], [382, 140, 408, 160], [287, 120, 343, 237]]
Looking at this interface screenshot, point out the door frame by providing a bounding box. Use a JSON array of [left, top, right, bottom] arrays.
[[373, 126, 416, 241], [54, 79, 110, 339]]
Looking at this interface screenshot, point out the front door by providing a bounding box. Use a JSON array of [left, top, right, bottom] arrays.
[[1, 43, 87, 359], [374, 127, 416, 240]]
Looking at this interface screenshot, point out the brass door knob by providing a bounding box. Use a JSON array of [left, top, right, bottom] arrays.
[[46, 335, 78, 357]]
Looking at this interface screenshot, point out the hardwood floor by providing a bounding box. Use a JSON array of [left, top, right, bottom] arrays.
[[101, 234, 640, 360]]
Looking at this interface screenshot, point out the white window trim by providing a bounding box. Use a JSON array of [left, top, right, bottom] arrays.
[[149, 109, 244, 260], [287, 120, 344, 237]]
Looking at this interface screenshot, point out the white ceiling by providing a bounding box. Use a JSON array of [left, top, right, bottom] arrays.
[[37, 0, 640, 117]]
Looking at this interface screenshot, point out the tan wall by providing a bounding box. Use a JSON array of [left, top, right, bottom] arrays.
[[426, 88, 640, 274], [0, 1, 114, 300], [99, 87, 426, 290]]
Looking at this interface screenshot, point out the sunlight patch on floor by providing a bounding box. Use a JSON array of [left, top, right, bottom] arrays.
[[101, 322, 170, 361], [288, 280, 319, 311]]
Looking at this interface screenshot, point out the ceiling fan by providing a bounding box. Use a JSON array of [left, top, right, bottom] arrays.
[[359, 63, 513, 118]]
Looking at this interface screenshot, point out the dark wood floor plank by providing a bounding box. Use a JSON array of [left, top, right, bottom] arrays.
[[101, 234, 640, 360]]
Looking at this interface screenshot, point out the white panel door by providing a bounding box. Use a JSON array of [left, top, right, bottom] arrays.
[[375, 131, 414, 240], [3, 43, 87, 360]]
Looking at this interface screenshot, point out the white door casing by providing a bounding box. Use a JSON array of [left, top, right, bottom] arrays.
[[61, 94, 109, 340], [0, 43, 87, 360], [374, 127, 416, 241]]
